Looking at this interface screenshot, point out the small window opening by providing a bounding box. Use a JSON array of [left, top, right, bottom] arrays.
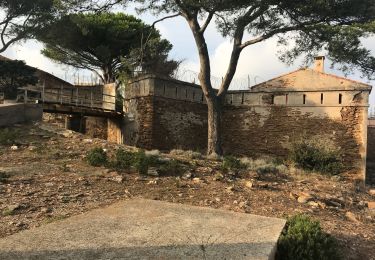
[[303, 94, 306, 105], [175, 87, 178, 97], [241, 93, 244, 104], [201, 93, 204, 102], [271, 95, 274, 105], [320, 93, 324, 104], [193, 91, 195, 100], [286, 94, 289, 105], [185, 89, 188, 99], [339, 93, 342, 104], [163, 85, 166, 94]]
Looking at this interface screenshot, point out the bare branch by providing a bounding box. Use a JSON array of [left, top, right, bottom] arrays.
[[151, 13, 181, 28], [240, 25, 303, 49]]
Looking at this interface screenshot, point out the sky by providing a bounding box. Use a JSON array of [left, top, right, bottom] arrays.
[[3, 4, 375, 106]]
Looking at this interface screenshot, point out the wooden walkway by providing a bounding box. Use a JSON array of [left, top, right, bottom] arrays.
[[18, 85, 122, 118]]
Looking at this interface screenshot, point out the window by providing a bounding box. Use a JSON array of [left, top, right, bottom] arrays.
[[271, 95, 274, 105], [320, 93, 324, 104], [241, 93, 245, 104], [303, 94, 306, 105], [192, 91, 195, 100], [339, 93, 343, 104]]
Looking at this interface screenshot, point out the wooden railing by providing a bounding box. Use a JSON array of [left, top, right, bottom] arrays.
[[17, 85, 117, 112]]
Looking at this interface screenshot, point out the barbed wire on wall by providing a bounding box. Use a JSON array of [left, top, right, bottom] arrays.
[[173, 69, 266, 91], [49, 71, 103, 86]]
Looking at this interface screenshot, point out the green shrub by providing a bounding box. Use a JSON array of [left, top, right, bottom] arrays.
[[222, 156, 245, 171], [0, 171, 9, 183], [87, 148, 107, 167], [290, 140, 343, 175], [256, 164, 278, 175], [159, 159, 183, 176], [277, 214, 341, 260], [147, 155, 161, 166], [115, 148, 134, 169], [133, 150, 149, 175], [0, 128, 18, 145]]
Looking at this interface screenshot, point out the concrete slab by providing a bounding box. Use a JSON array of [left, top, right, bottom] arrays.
[[0, 199, 286, 260]]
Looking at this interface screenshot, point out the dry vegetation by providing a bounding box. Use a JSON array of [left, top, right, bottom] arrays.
[[0, 123, 374, 259]]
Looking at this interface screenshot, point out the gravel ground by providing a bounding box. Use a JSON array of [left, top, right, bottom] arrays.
[[0, 122, 374, 260]]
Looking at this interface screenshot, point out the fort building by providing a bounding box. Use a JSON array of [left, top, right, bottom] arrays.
[[123, 57, 372, 182]]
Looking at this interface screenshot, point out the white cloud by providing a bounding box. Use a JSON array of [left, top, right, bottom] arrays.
[[180, 37, 302, 89]]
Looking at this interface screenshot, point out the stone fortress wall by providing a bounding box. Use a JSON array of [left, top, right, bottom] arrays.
[[124, 72, 371, 181]]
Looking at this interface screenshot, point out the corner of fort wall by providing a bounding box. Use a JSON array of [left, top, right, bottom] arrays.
[[124, 75, 370, 181]]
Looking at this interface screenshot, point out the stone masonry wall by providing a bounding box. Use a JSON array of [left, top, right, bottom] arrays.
[[222, 105, 366, 172], [152, 96, 207, 152], [366, 126, 375, 184], [124, 75, 370, 180], [124, 96, 154, 149]]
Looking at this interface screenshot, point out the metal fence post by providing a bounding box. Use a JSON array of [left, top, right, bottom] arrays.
[[60, 85, 63, 104], [76, 88, 79, 106], [90, 88, 93, 108], [42, 81, 45, 103]]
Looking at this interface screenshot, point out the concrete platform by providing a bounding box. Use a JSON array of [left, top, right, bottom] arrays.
[[0, 199, 286, 260]]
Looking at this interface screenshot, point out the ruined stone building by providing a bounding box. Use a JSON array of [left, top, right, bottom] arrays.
[[123, 57, 373, 182]]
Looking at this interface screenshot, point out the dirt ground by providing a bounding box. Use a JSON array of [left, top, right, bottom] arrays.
[[0, 122, 374, 260]]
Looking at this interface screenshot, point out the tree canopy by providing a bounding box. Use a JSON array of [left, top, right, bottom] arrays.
[[37, 12, 179, 83], [0, 59, 38, 99], [0, 0, 127, 53], [135, 0, 375, 156]]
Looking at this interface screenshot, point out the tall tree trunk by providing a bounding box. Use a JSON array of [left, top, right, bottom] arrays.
[[184, 13, 242, 157], [102, 65, 114, 84], [206, 95, 223, 156]]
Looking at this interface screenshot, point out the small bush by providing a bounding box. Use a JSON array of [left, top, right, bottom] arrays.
[[170, 149, 203, 159], [241, 157, 275, 171], [0, 171, 9, 183], [277, 214, 341, 260], [256, 164, 278, 175], [115, 148, 134, 169], [147, 155, 161, 166], [87, 148, 107, 167], [222, 156, 245, 171], [0, 128, 18, 145], [2, 209, 14, 216], [133, 150, 149, 175], [159, 159, 184, 176], [290, 140, 343, 175]]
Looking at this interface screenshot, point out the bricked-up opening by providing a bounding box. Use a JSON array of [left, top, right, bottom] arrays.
[[321, 93, 324, 104], [303, 94, 306, 105], [339, 93, 343, 104], [286, 94, 289, 105]]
